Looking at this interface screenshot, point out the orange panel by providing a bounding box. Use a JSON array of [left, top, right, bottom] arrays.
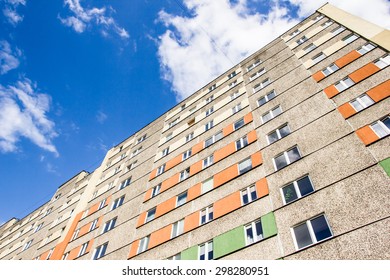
[[214, 164, 239, 188], [244, 112, 253, 124], [255, 178, 269, 198], [161, 173, 180, 192], [149, 224, 172, 248], [136, 212, 147, 228], [312, 71, 325, 82], [356, 125, 380, 145], [247, 130, 257, 144], [39, 249, 51, 260], [166, 155, 182, 171], [149, 169, 157, 180], [251, 151, 263, 167], [128, 240, 140, 259], [335, 50, 361, 68], [67, 245, 81, 260], [97, 216, 104, 228], [223, 124, 234, 137], [49, 211, 83, 260], [324, 85, 339, 98], [192, 142, 204, 155], [144, 189, 153, 202], [338, 103, 357, 119], [85, 239, 94, 254], [184, 211, 200, 233], [214, 191, 241, 219], [156, 197, 176, 217], [88, 203, 99, 216], [78, 223, 90, 237], [187, 183, 201, 201], [366, 79, 390, 102], [190, 160, 203, 176], [214, 142, 236, 162], [349, 63, 380, 83]]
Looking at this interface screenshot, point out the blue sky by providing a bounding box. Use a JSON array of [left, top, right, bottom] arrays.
[[0, 0, 389, 224]]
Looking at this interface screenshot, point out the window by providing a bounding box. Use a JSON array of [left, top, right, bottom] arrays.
[[208, 84, 216, 92], [312, 52, 326, 64], [200, 206, 213, 225], [137, 134, 146, 144], [176, 191, 187, 207], [22, 240, 33, 251], [205, 131, 222, 147], [171, 219, 184, 238], [296, 36, 307, 45], [201, 177, 213, 194], [253, 78, 270, 92], [313, 15, 323, 21], [118, 177, 131, 190], [292, 214, 332, 250], [247, 59, 262, 72], [162, 147, 169, 157], [44, 207, 52, 216], [62, 252, 69, 260], [180, 104, 186, 111], [131, 147, 142, 157], [182, 149, 192, 160], [245, 220, 263, 245], [374, 54, 390, 69], [111, 196, 124, 210], [335, 77, 354, 92], [179, 168, 190, 181], [78, 242, 89, 257], [235, 135, 248, 150], [321, 20, 332, 27], [145, 208, 156, 223], [205, 95, 214, 103], [289, 29, 299, 37], [102, 217, 116, 233], [332, 25, 345, 35], [262, 106, 282, 123], [34, 223, 43, 233], [370, 116, 390, 138], [234, 118, 245, 130], [273, 146, 301, 171], [232, 103, 241, 114], [228, 80, 237, 88], [189, 106, 196, 113], [98, 199, 106, 210], [343, 33, 358, 44], [230, 91, 240, 100], [205, 106, 214, 116], [92, 191, 98, 199], [282, 175, 314, 204], [168, 118, 179, 128], [350, 93, 374, 112], [205, 120, 214, 131], [186, 132, 194, 142], [267, 123, 291, 144], [89, 219, 98, 231], [167, 253, 181, 260], [137, 236, 149, 254], [203, 155, 214, 168], [151, 184, 161, 198], [249, 67, 266, 81], [321, 63, 339, 76], [304, 43, 316, 53], [166, 133, 172, 142], [238, 158, 252, 174], [53, 193, 62, 201], [199, 241, 213, 260], [357, 43, 375, 55], [114, 166, 121, 174], [228, 71, 236, 79], [257, 90, 276, 107], [129, 161, 137, 170], [188, 118, 195, 126], [156, 164, 165, 176], [92, 243, 108, 260], [241, 185, 257, 205]]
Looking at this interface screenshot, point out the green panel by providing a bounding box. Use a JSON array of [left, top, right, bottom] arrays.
[[261, 212, 277, 238], [181, 245, 198, 260], [379, 157, 390, 177], [214, 225, 245, 259]]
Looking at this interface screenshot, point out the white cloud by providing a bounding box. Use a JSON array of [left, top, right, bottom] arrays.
[[0, 40, 21, 74], [157, 0, 390, 101], [0, 78, 58, 156], [96, 110, 107, 124], [2, 0, 26, 26], [59, 0, 129, 39]]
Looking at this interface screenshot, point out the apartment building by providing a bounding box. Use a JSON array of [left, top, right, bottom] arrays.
[[1, 3, 389, 260]]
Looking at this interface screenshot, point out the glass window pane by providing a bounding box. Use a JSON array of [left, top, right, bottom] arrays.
[[215, 131, 223, 141], [287, 147, 301, 163], [268, 131, 279, 143], [371, 122, 387, 137], [274, 154, 287, 170], [262, 113, 271, 123], [296, 176, 314, 197], [383, 117, 390, 129], [239, 158, 252, 173], [242, 189, 249, 205], [268, 90, 276, 100], [351, 100, 364, 111], [246, 226, 254, 244], [344, 78, 354, 87], [294, 223, 312, 249], [279, 125, 290, 138], [258, 97, 266, 106], [273, 106, 282, 116], [207, 242, 213, 260], [199, 245, 205, 260], [311, 215, 332, 242], [360, 95, 374, 107], [250, 186, 257, 201], [283, 183, 298, 204], [255, 221, 263, 240]]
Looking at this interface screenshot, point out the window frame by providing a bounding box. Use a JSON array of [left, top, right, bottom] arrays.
[[370, 116, 390, 138], [176, 191, 188, 207], [200, 205, 214, 225], [273, 146, 301, 171], [151, 184, 161, 198], [245, 219, 263, 245], [156, 164, 165, 176], [111, 196, 125, 210], [92, 242, 108, 260], [235, 135, 249, 150], [261, 105, 282, 124], [171, 219, 184, 238], [349, 93, 374, 112], [241, 185, 257, 205], [311, 52, 326, 64], [281, 175, 315, 205], [238, 157, 252, 174], [102, 217, 117, 234], [198, 240, 213, 260], [182, 149, 192, 160], [334, 77, 354, 92], [137, 236, 150, 254], [257, 90, 276, 107], [267, 123, 291, 144], [202, 155, 214, 168], [145, 208, 156, 223]]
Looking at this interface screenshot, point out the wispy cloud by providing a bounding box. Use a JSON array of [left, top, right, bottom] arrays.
[[96, 110, 107, 124], [157, 0, 390, 101], [59, 0, 129, 39], [0, 78, 58, 156], [0, 40, 22, 75], [2, 0, 26, 26]]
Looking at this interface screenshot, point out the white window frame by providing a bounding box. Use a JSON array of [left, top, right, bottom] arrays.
[[166, 133, 172, 142], [321, 63, 339, 76], [205, 106, 214, 116], [296, 36, 307, 45], [168, 118, 179, 128], [321, 20, 333, 27], [201, 177, 213, 194], [257, 90, 276, 107], [312, 52, 326, 64], [241, 185, 257, 205], [267, 123, 291, 144], [205, 131, 222, 147], [227, 71, 236, 79], [273, 146, 301, 171], [102, 217, 117, 234], [349, 93, 374, 112], [238, 157, 252, 174], [98, 199, 106, 210], [156, 164, 165, 176], [281, 175, 315, 205], [111, 196, 124, 210], [232, 103, 241, 114], [71, 229, 80, 241], [145, 208, 156, 223], [235, 135, 248, 150], [245, 219, 263, 245], [162, 147, 169, 157], [167, 253, 181, 260], [198, 241, 213, 260], [228, 80, 237, 88], [119, 177, 131, 190], [205, 120, 214, 131], [186, 132, 194, 142], [179, 168, 190, 181], [304, 43, 316, 53], [22, 240, 33, 251], [370, 116, 390, 138], [171, 219, 184, 238], [205, 95, 214, 103], [208, 84, 216, 92], [249, 68, 266, 81], [230, 91, 240, 100], [374, 54, 390, 69], [289, 29, 300, 37], [78, 242, 89, 257], [92, 243, 108, 260], [200, 205, 214, 225], [137, 236, 149, 254], [253, 78, 270, 93], [129, 161, 137, 170], [234, 118, 245, 130], [136, 134, 146, 144], [182, 149, 192, 160], [202, 155, 214, 168], [261, 106, 282, 123], [176, 191, 187, 207], [89, 218, 98, 231], [343, 33, 359, 44], [335, 77, 354, 92], [331, 25, 345, 35], [151, 184, 161, 198], [246, 59, 261, 72], [357, 43, 375, 55]]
